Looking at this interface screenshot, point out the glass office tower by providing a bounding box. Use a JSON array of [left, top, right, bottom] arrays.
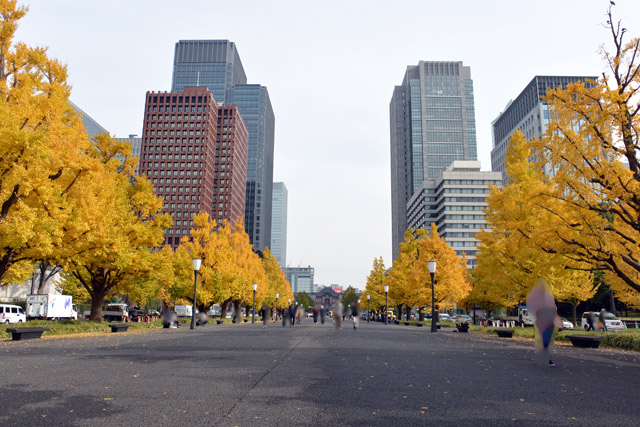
[[390, 61, 477, 260], [171, 40, 275, 252], [270, 182, 288, 269]]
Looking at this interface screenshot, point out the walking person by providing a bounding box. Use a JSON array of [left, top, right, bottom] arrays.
[[352, 302, 360, 330], [320, 305, 326, 325], [261, 302, 270, 329], [282, 307, 289, 327], [586, 311, 595, 331], [289, 302, 297, 326], [333, 301, 343, 330], [599, 309, 608, 331], [526, 279, 558, 367], [312, 305, 319, 324], [295, 302, 303, 324]]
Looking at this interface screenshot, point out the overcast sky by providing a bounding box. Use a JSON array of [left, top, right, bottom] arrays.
[[15, 0, 640, 289]]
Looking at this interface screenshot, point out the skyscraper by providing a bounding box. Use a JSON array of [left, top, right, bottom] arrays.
[[171, 40, 275, 252], [491, 75, 597, 184], [138, 87, 248, 248], [390, 61, 478, 260], [270, 182, 288, 268]]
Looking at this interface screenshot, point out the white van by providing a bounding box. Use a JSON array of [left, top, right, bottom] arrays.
[[581, 311, 626, 331], [0, 304, 26, 324]]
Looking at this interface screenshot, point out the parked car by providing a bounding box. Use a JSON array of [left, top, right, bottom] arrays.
[[437, 313, 451, 322], [0, 304, 26, 324], [581, 311, 626, 331], [455, 315, 473, 323], [559, 317, 574, 330]]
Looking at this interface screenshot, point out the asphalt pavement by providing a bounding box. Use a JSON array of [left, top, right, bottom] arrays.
[[1, 319, 639, 426]]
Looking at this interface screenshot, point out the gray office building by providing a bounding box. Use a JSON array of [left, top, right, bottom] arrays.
[[70, 101, 108, 138], [115, 134, 142, 173], [284, 266, 314, 295], [406, 161, 502, 269], [491, 75, 597, 183], [270, 182, 288, 269], [171, 40, 275, 252], [390, 61, 478, 260]]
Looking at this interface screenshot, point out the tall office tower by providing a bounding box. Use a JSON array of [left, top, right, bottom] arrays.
[[390, 61, 478, 260], [270, 182, 288, 268], [138, 87, 248, 248], [115, 134, 142, 173], [215, 106, 249, 229], [406, 161, 502, 269], [171, 40, 275, 253], [491, 75, 597, 184]]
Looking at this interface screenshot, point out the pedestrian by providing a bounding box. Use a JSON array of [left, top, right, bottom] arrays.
[[289, 302, 297, 326], [586, 311, 594, 331], [261, 302, 270, 329], [320, 305, 326, 324], [526, 279, 557, 367], [282, 307, 289, 327], [333, 301, 343, 330], [599, 309, 608, 331], [352, 302, 360, 330], [312, 305, 319, 324], [295, 302, 303, 324]]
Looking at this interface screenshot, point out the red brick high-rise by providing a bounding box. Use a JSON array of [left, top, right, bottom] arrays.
[[138, 87, 248, 248]]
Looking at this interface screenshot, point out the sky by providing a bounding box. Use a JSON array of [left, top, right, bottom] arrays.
[[14, 0, 640, 290]]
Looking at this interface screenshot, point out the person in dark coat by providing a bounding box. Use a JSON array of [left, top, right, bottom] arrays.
[[320, 305, 326, 324], [261, 302, 270, 329], [289, 302, 297, 326], [312, 305, 319, 324], [282, 307, 289, 327]]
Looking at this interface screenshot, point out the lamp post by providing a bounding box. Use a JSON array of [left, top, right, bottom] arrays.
[[275, 293, 279, 321], [384, 285, 389, 325], [190, 258, 202, 330], [428, 260, 437, 333], [252, 283, 257, 324], [367, 294, 370, 322]]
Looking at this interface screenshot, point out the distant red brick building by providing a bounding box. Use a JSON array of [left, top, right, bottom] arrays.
[[138, 87, 248, 248]]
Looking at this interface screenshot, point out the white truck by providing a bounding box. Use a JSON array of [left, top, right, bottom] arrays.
[[103, 303, 129, 322], [174, 304, 193, 317], [26, 294, 77, 320]]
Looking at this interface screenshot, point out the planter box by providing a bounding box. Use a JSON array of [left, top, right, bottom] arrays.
[[6, 327, 49, 341], [416, 323, 423, 327], [495, 329, 514, 338], [404, 322, 410, 326], [567, 335, 604, 348], [109, 324, 130, 333]]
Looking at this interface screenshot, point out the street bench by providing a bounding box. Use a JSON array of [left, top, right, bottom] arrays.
[[216, 320, 224, 325], [566, 335, 604, 348], [404, 322, 410, 326], [495, 329, 514, 338], [456, 323, 469, 333], [6, 327, 49, 341], [109, 324, 130, 333], [196, 319, 208, 326]]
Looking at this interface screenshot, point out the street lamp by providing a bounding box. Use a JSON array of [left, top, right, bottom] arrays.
[[367, 294, 370, 322], [275, 293, 279, 321], [428, 260, 437, 333], [190, 258, 202, 330], [252, 283, 257, 324], [384, 285, 389, 325]]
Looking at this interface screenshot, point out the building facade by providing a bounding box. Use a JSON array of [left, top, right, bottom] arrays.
[[270, 182, 288, 268], [491, 75, 597, 183], [284, 266, 314, 295], [406, 161, 502, 268], [115, 134, 142, 173], [171, 40, 275, 253], [138, 87, 248, 248], [390, 61, 478, 260]]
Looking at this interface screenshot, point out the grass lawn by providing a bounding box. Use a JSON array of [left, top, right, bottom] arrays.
[[470, 326, 640, 351]]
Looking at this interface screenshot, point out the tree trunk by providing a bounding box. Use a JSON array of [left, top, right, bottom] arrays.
[[405, 306, 412, 321], [233, 301, 242, 323], [396, 304, 403, 321], [572, 303, 577, 327], [89, 296, 104, 322], [418, 308, 425, 321]]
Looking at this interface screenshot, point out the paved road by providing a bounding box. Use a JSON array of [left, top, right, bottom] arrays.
[[1, 320, 639, 426]]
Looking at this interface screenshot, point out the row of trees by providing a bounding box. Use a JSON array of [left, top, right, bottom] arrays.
[[364, 6, 640, 323], [362, 224, 472, 320], [0, 0, 293, 321], [473, 5, 640, 322]]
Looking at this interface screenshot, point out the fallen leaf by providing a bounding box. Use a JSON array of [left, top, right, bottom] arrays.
[[104, 398, 113, 401]]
